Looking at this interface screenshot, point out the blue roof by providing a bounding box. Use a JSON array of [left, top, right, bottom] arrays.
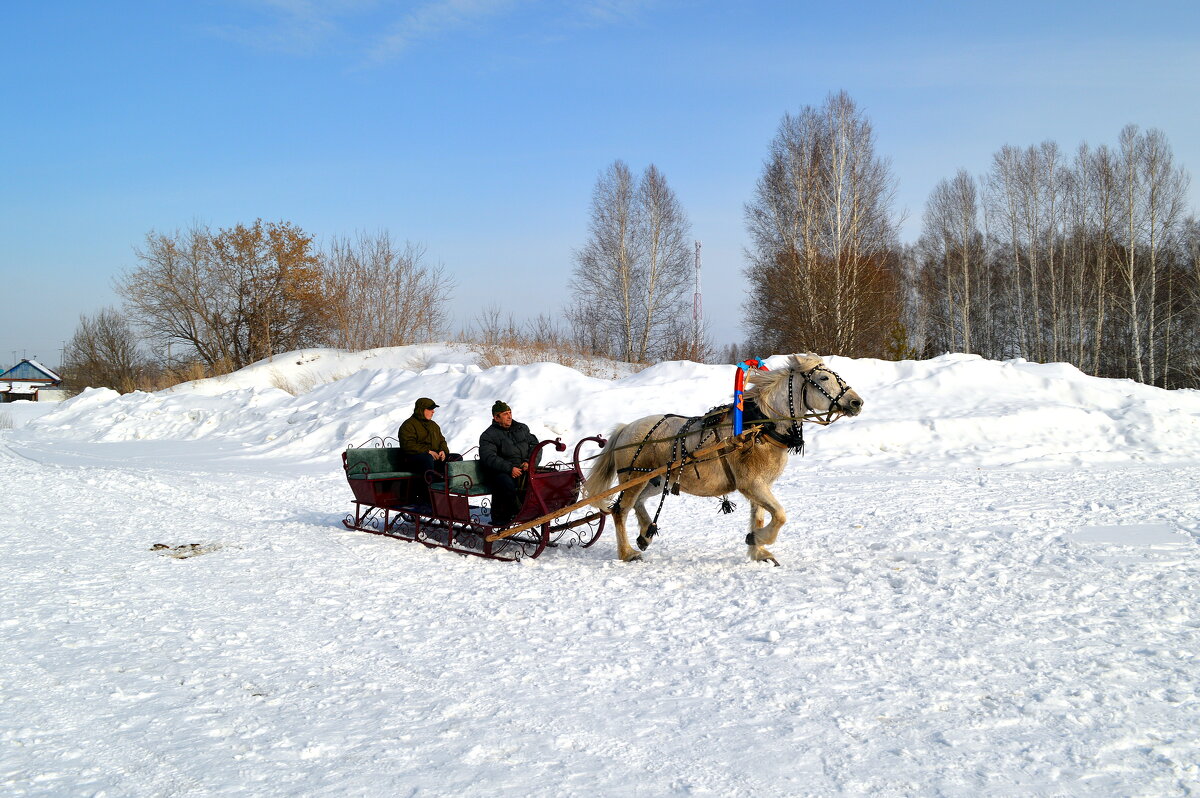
[[0, 359, 62, 382]]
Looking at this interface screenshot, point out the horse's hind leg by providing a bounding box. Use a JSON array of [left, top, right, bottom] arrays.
[[611, 485, 646, 562], [634, 486, 664, 551]]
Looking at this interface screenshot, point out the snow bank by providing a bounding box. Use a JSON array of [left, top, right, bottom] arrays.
[[25, 347, 1200, 470], [825, 354, 1200, 467]]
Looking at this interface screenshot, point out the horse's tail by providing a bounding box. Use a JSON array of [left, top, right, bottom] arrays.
[[584, 422, 628, 509]]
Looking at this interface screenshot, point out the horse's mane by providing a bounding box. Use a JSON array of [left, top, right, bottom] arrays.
[[744, 354, 822, 413]]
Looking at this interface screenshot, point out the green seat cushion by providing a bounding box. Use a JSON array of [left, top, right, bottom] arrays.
[[430, 459, 491, 496], [344, 447, 413, 480]]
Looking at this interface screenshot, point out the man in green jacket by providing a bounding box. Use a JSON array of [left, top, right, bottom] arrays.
[[398, 397, 457, 481]]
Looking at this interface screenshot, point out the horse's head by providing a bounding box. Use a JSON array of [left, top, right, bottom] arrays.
[[791, 354, 863, 419], [747, 354, 863, 422]]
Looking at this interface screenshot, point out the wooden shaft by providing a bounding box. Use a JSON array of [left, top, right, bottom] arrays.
[[485, 428, 760, 542]]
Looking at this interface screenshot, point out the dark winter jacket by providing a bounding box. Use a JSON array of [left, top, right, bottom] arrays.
[[398, 412, 449, 456], [479, 420, 539, 474]]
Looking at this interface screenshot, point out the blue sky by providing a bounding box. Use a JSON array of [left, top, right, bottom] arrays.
[[3, 0, 1197, 367]]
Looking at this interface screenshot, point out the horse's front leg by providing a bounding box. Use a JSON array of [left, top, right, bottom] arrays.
[[740, 488, 786, 565]]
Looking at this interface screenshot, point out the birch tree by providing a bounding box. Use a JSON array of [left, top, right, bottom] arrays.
[[744, 91, 901, 357], [569, 161, 692, 362], [1182, 217, 1200, 384], [928, 126, 1195, 386], [633, 164, 692, 361], [1140, 129, 1190, 384], [570, 161, 640, 361], [917, 170, 987, 355]]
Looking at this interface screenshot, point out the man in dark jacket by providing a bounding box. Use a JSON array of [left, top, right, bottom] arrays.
[[478, 400, 539, 527], [398, 397, 457, 481]]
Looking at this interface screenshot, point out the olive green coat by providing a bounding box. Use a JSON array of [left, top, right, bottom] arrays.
[[398, 411, 449, 456]]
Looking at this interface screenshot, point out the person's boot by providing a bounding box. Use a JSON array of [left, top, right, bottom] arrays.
[[490, 495, 514, 527]]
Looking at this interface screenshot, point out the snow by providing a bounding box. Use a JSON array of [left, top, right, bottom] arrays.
[[2, 345, 1199, 796]]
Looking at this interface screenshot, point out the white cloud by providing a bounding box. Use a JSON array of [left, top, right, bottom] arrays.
[[208, 0, 661, 64], [207, 0, 364, 55], [366, 0, 525, 64]]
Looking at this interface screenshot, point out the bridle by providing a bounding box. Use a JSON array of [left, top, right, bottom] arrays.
[[795, 364, 853, 425], [750, 364, 854, 454]]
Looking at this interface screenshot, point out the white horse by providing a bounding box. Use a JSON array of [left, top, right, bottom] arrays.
[[584, 354, 863, 564]]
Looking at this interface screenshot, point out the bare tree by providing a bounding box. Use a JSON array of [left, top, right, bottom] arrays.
[[1181, 217, 1200, 384], [119, 220, 329, 372], [322, 232, 452, 349], [1080, 143, 1118, 376], [1140, 129, 1190, 385], [633, 165, 693, 360], [1111, 126, 1191, 383], [917, 169, 987, 355], [744, 91, 902, 356], [120, 224, 226, 369], [1115, 125, 1150, 381], [570, 161, 640, 361], [62, 307, 149, 393], [569, 161, 693, 362]]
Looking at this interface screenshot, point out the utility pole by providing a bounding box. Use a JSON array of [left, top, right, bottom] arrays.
[[692, 241, 703, 360]]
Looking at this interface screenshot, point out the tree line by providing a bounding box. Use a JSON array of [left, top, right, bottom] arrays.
[[734, 92, 1197, 391], [64, 91, 1198, 392], [63, 223, 450, 391], [913, 126, 1196, 387]]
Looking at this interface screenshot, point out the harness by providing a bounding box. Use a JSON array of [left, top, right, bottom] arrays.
[[614, 407, 728, 549], [611, 363, 855, 550]]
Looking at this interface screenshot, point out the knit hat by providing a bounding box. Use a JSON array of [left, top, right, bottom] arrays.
[[491, 400, 510, 416], [415, 397, 439, 411]]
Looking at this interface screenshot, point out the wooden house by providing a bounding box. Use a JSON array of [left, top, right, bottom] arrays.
[[0, 359, 67, 402]]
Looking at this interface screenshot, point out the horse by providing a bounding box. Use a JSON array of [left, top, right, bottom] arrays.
[[583, 354, 863, 564]]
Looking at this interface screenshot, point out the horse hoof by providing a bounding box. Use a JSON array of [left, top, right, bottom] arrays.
[[636, 536, 649, 550], [748, 546, 780, 566], [622, 551, 644, 563]]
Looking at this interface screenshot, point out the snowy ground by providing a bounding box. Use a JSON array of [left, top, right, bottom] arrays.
[[2, 347, 1199, 796]]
